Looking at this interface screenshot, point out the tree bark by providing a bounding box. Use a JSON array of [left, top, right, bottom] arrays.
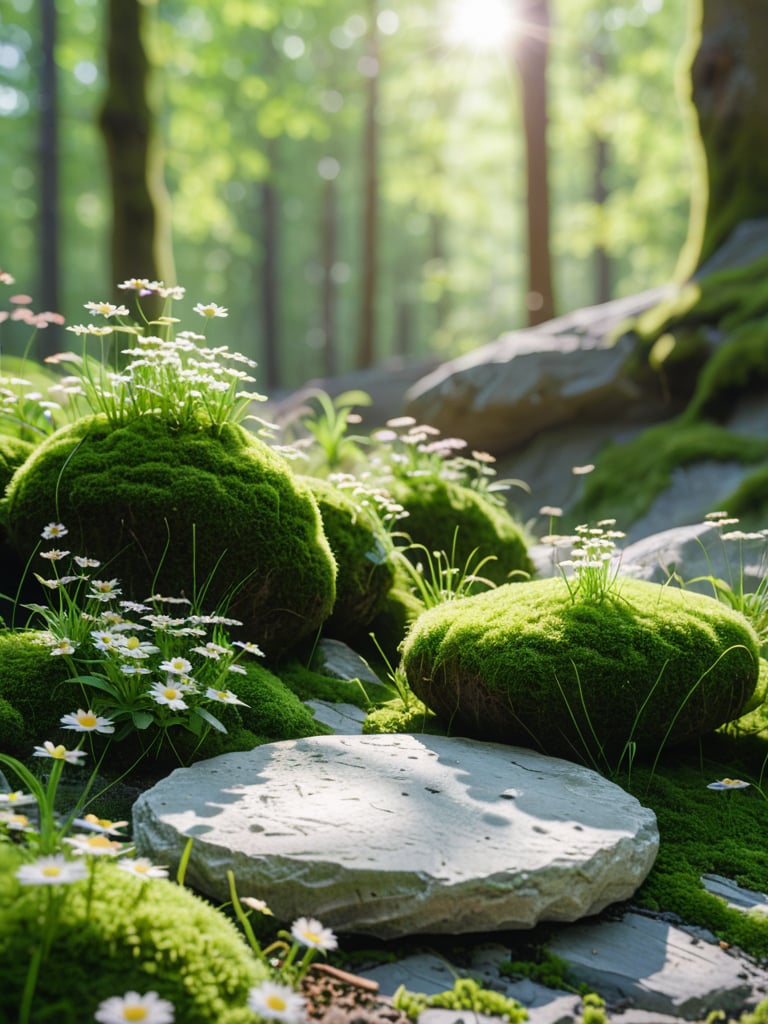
[[38, 0, 59, 356], [516, 0, 554, 325], [688, 0, 768, 268], [260, 142, 281, 391], [99, 0, 169, 297], [356, 0, 379, 369]]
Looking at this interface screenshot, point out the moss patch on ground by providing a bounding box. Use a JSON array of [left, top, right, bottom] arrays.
[[628, 742, 768, 961]]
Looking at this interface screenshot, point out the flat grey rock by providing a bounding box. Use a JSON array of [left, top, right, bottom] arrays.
[[133, 734, 658, 939], [313, 638, 389, 692], [305, 699, 367, 734], [621, 521, 767, 592], [546, 911, 768, 1020], [702, 873, 768, 913]]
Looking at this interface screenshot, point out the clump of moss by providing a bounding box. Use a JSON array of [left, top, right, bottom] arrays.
[[631, 756, 768, 960], [388, 476, 533, 587], [571, 421, 768, 529], [0, 433, 34, 488], [301, 475, 395, 641], [0, 413, 337, 656], [0, 629, 73, 752], [394, 976, 526, 1023], [401, 576, 759, 762], [363, 696, 441, 735], [0, 845, 267, 1024]]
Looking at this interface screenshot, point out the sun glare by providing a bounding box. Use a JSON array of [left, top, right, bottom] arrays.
[[447, 0, 518, 52]]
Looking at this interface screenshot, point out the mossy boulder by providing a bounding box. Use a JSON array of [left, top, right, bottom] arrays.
[[300, 475, 395, 641], [0, 845, 267, 1024], [0, 630, 73, 753], [0, 434, 34, 490], [0, 414, 337, 655], [0, 628, 326, 769], [388, 476, 533, 586], [401, 576, 759, 762]]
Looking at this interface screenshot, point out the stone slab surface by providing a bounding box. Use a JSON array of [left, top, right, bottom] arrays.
[[546, 911, 768, 1020], [133, 734, 658, 939]]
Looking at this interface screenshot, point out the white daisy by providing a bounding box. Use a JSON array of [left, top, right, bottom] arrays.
[[205, 687, 248, 706], [41, 522, 68, 539], [117, 857, 169, 879], [16, 854, 88, 886], [94, 990, 175, 1024], [247, 981, 306, 1024], [32, 741, 87, 765], [60, 709, 115, 734], [148, 682, 188, 711], [290, 916, 338, 952]]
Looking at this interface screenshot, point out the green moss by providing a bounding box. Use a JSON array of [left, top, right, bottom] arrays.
[[0, 846, 267, 1023], [401, 576, 759, 762], [394, 976, 526, 1023], [630, 756, 768, 960], [389, 476, 533, 587], [301, 475, 395, 641], [230, 662, 330, 738], [0, 433, 34, 489], [0, 630, 73, 752], [363, 696, 442, 735], [686, 319, 768, 421], [278, 657, 375, 707], [571, 421, 768, 528], [0, 414, 337, 655]]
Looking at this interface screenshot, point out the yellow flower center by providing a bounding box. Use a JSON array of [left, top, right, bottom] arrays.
[[125, 636, 140, 650], [216, 691, 228, 699], [266, 996, 287, 1012], [134, 863, 149, 874], [123, 1009, 148, 1022], [305, 930, 321, 945], [42, 865, 62, 877], [51, 745, 67, 759], [79, 713, 97, 727], [164, 688, 179, 700], [87, 835, 115, 850]]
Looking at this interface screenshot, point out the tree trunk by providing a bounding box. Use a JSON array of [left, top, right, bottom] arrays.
[[38, 0, 59, 356], [321, 177, 337, 377], [516, 0, 554, 325], [356, 0, 379, 369], [687, 0, 768, 268], [260, 142, 281, 391], [99, 0, 168, 298]]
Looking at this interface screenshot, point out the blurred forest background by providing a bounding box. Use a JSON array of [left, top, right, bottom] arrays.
[[1, 0, 693, 391]]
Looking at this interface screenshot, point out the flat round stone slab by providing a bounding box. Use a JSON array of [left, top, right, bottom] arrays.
[[133, 734, 659, 938]]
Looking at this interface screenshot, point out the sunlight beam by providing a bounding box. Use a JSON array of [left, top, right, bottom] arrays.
[[446, 0, 519, 53]]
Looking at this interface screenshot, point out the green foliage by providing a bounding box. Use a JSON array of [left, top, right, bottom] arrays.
[[301, 474, 396, 640], [0, 413, 337, 655], [393, 976, 527, 1023], [0, 630, 73, 752], [500, 948, 585, 994], [390, 475, 533, 587], [296, 389, 372, 473], [401, 576, 759, 763], [572, 422, 768, 529], [363, 696, 441, 736], [0, 845, 267, 1024], [632, 758, 768, 960]]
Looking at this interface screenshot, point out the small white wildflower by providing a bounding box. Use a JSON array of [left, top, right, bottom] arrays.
[[193, 302, 228, 319], [41, 522, 68, 539], [16, 855, 88, 886], [205, 687, 248, 706]]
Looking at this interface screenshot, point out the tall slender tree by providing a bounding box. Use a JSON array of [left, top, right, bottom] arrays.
[[356, 0, 379, 369], [516, 0, 554, 324], [99, 0, 170, 295], [38, 0, 59, 354]]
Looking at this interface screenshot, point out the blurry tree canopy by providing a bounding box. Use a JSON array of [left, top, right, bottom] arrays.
[[1, 0, 693, 386]]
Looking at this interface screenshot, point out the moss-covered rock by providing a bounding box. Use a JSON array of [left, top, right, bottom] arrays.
[[0, 845, 267, 1023], [0, 630, 73, 753], [0, 414, 337, 655], [389, 476, 533, 587], [0, 434, 34, 489], [300, 475, 395, 641], [401, 576, 759, 762]]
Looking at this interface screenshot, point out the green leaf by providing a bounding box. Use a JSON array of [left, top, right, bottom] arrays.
[[130, 711, 154, 730], [194, 706, 228, 733]]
